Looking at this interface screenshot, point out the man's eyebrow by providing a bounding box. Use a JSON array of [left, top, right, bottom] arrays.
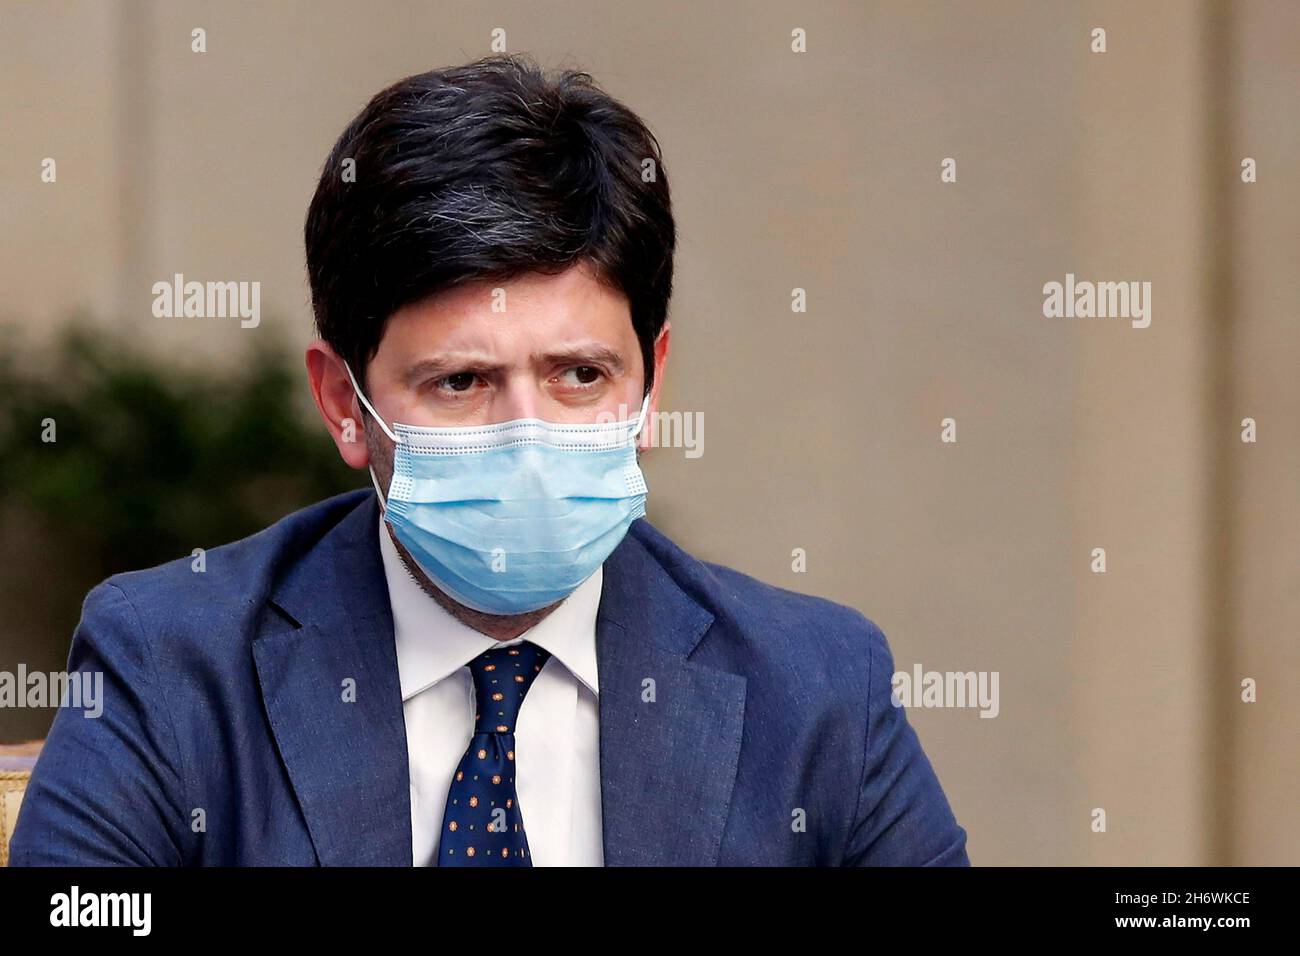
[[539, 345, 627, 373], [403, 353, 503, 385]]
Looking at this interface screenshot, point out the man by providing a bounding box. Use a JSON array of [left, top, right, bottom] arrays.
[[11, 55, 969, 866]]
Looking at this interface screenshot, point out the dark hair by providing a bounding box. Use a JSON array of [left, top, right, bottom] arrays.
[[305, 54, 676, 394]]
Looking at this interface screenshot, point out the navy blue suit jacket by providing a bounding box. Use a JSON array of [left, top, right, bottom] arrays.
[[11, 489, 970, 866]]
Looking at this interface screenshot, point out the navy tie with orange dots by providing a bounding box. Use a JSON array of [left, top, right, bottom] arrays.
[[438, 640, 551, 866]]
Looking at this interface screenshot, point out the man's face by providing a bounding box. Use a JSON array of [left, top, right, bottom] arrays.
[[341, 261, 659, 500], [306, 259, 668, 627]]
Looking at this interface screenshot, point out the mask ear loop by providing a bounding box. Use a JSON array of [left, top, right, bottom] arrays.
[[342, 361, 400, 444], [366, 469, 389, 512], [630, 391, 652, 444], [342, 360, 400, 511]]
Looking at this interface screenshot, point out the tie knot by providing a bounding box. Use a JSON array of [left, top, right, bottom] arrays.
[[468, 640, 551, 735]]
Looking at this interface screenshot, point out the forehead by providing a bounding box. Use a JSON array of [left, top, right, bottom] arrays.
[[380, 263, 635, 357]]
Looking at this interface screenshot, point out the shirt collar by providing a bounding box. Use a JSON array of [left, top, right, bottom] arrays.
[[378, 514, 602, 701]]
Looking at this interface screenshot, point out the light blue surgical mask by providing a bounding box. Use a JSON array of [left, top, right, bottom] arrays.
[[344, 361, 650, 615]]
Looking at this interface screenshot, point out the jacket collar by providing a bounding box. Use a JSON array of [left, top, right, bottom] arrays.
[[255, 492, 746, 866], [254, 492, 412, 865], [594, 521, 747, 865]]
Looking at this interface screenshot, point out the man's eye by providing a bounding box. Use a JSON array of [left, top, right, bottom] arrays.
[[563, 366, 602, 387], [438, 372, 478, 393]]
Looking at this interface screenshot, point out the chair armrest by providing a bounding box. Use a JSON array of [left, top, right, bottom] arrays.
[[0, 741, 45, 867]]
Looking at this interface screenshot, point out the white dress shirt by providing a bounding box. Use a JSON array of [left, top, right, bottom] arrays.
[[377, 516, 605, 866]]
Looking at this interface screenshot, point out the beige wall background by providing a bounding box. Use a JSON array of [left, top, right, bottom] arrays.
[[0, 0, 1294, 865]]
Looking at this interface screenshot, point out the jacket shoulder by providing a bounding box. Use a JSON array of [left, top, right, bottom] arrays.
[[627, 519, 891, 678], [88, 488, 372, 643]]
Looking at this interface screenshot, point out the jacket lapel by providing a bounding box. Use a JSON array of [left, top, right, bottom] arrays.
[[252, 493, 413, 866], [596, 523, 747, 865]]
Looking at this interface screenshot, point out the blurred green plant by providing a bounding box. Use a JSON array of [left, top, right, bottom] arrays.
[[0, 322, 362, 577]]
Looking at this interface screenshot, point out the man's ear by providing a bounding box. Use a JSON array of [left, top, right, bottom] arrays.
[[305, 339, 371, 469], [639, 322, 671, 451]]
